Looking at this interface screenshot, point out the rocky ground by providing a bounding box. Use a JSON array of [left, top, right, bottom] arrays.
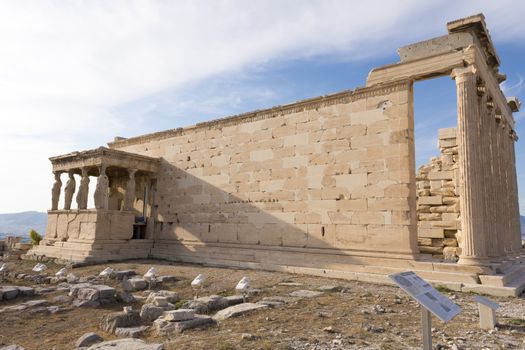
[[0, 259, 524, 350]]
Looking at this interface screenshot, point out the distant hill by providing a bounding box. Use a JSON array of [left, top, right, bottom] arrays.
[[0, 211, 47, 239]]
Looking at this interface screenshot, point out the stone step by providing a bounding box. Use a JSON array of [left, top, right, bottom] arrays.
[[479, 264, 525, 287]]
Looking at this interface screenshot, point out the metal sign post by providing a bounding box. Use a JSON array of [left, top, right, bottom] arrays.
[[421, 308, 432, 350], [389, 271, 462, 350]]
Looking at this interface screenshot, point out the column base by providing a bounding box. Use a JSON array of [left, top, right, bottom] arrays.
[[457, 256, 493, 266]]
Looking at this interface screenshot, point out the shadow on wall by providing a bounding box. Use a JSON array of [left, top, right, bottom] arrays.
[[149, 159, 416, 270]]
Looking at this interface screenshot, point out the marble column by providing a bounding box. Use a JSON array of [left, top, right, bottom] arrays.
[[124, 169, 137, 211], [509, 130, 522, 257], [51, 171, 62, 210], [452, 67, 489, 265], [76, 167, 90, 210], [63, 171, 76, 210], [94, 165, 109, 210]]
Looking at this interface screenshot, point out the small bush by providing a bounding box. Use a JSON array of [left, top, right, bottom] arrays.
[[29, 229, 43, 245]]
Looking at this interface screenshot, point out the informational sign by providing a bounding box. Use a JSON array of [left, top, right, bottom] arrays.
[[389, 271, 461, 323], [473, 295, 500, 310]]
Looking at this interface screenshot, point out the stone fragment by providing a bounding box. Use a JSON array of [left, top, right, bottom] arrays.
[[114, 270, 137, 280], [163, 309, 195, 322], [257, 296, 299, 308], [0, 345, 26, 350], [0, 300, 48, 313], [124, 277, 147, 291], [94, 285, 116, 303], [74, 288, 100, 308], [289, 290, 324, 298], [157, 275, 177, 283], [140, 303, 174, 323], [182, 295, 229, 314], [100, 309, 141, 333], [317, 285, 341, 292], [146, 290, 179, 304], [67, 273, 80, 283], [224, 295, 244, 306], [1, 287, 19, 300], [17, 287, 35, 297], [153, 297, 168, 307], [86, 338, 163, 350], [153, 315, 214, 335], [114, 326, 149, 338], [76, 332, 104, 348], [117, 291, 135, 303], [213, 303, 268, 321]]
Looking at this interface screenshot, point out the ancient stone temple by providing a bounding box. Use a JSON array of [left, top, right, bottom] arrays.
[[28, 14, 525, 296]]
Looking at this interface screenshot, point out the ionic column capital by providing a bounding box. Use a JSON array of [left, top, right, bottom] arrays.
[[451, 66, 477, 83]]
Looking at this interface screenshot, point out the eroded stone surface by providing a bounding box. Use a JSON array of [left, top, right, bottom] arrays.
[[100, 309, 141, 334], [289, 290, 324, 298], [213, 303, 268, 321], [86, 338, 163, 350], [114, 326, 149, 339], [76, 332, 104, 348], [153, 315, 215, 335]]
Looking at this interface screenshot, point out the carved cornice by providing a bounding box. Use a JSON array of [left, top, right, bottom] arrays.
[[108, 80, 411, 148], [50, 147, 160, 173]]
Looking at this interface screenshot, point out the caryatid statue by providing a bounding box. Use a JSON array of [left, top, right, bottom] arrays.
[[63, 171, 76, 210], [51, 171, 62, 210], [94, 165, 109, 210], [124, 169, 137, 211], [76, 167, 90, 210]]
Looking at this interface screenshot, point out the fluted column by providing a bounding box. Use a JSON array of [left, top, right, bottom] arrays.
[[452, 67, 489, 265], [509, 130, 522, 257], [94, 165, 109, 210], [124, 169, 137, 211], [63, 171, 76, 210], [51, 171, 62, 210], [76, 167, 90, 209]]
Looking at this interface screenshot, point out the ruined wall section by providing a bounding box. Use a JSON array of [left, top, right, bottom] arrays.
[[416, 128, 461, 260], [109, 81, 419, 265]]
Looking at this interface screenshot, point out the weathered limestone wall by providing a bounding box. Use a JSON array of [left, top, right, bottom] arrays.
[[45, 210, 135, 242], [416, 128, 461, 260], [109, 81, 419, 266]]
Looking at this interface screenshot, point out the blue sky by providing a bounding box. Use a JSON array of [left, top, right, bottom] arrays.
[[0, 1, 523, 215]]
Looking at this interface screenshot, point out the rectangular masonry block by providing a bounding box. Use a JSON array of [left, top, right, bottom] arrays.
[[438, 127, 457, 140], [283, 133, 309, 147], [428, 171, 454, 181], [334, 174, 367, 191], [418, 227, 445, 238], [250, 149, 274, 162], [418, 196, 443, 205]]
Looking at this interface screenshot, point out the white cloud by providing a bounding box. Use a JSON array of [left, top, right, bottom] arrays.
[[1, 0, 525, 212]]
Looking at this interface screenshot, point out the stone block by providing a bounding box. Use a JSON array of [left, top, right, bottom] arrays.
[[428, 171, 454, 180], [127, 277, 147, 291], [250, 149, 273, 162], [0, 287, 18, 300], [76, 332, 103, 348], [163, 309, 195, 322], [418, 228, 444, 238], [114, 326, 149, 338], [154, 315, 214, 335], [213, 303, 268, 321], [418, 196, 442, 205], [100, 309, 141, 334]]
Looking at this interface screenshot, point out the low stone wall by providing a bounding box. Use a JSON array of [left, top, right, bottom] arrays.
[[416, 128, 461, 260]]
